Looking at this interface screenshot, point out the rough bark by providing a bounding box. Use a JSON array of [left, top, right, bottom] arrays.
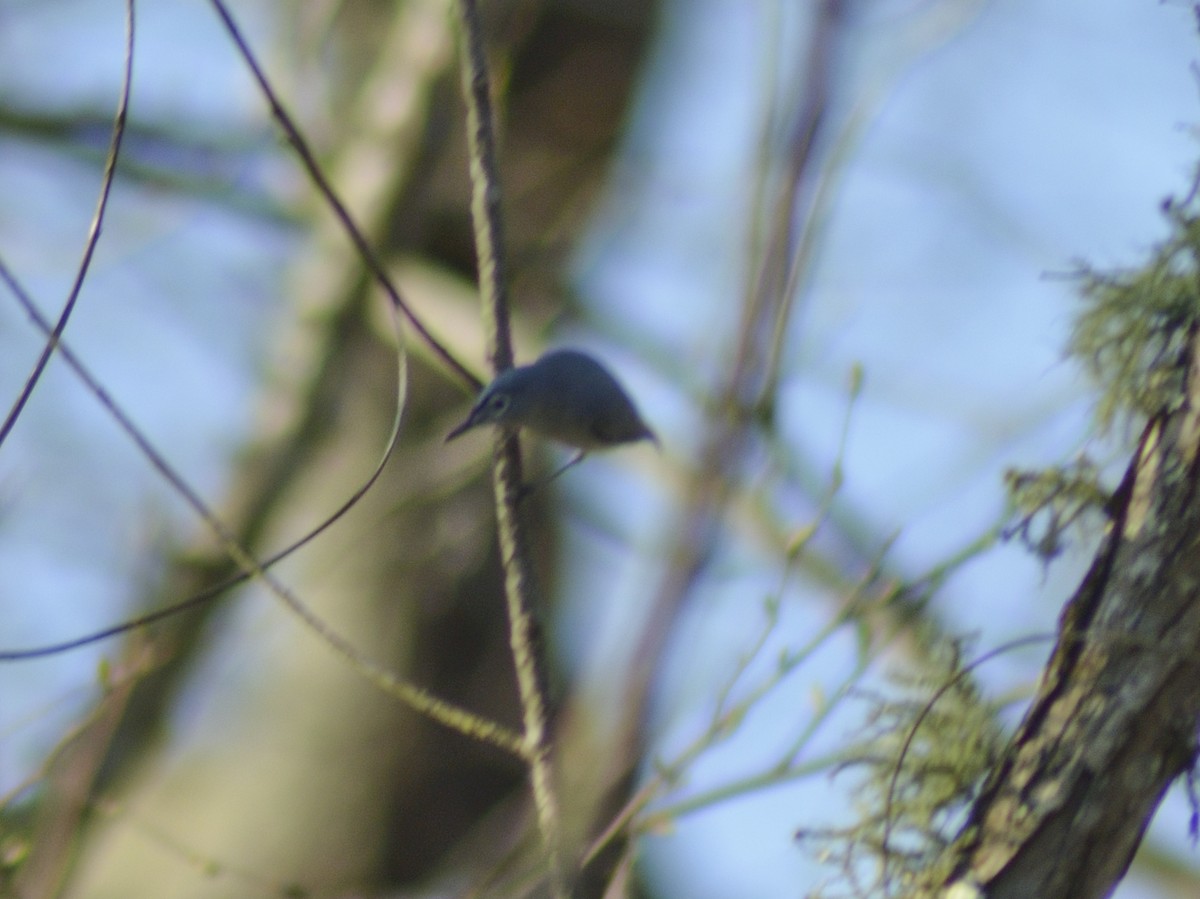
[[943, 327, 1200, 898]]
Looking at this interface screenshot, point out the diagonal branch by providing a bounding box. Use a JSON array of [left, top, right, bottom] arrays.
[[207, 0, 482, 394], [942, 326, 1200, 899]]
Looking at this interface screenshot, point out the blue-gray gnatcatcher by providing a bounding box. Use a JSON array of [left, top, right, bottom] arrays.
[[446, 348, 656, 480]]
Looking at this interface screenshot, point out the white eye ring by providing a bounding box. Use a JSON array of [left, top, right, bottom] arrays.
[[487, 393, 510, 414]]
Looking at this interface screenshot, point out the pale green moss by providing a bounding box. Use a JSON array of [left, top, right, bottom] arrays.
[[1070, 208, 1200, 432]]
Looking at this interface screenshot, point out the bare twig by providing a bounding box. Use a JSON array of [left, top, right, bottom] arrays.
[[452, 0, 564, 892], [0, 0, 134, 449], [207, 0, 483, 394]]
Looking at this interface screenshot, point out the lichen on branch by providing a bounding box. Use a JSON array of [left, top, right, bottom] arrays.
[[1070, 206, 1200, 432]]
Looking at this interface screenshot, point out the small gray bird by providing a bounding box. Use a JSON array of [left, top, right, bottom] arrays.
[[446, 348, 656, 480]]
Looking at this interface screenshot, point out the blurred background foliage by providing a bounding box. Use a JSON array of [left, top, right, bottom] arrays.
[[2, 0, 1200, 896]]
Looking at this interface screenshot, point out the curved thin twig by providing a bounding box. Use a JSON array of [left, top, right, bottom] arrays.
[[880, 633, 1056, 895], [0, 324, 404, 661], [0, 0, 135, 449]]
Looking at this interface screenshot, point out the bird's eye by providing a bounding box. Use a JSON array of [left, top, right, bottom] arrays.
[[487, 393, 510, 414]]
